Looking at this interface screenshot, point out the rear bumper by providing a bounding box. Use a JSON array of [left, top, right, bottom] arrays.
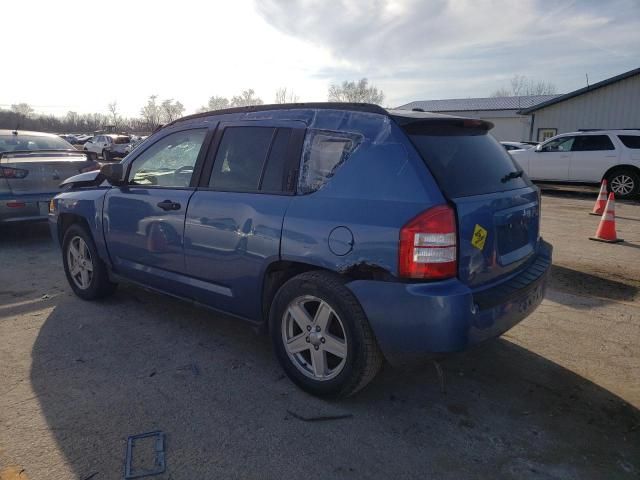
[[0, 194, 52, 224], [346, 239, 552, 366]]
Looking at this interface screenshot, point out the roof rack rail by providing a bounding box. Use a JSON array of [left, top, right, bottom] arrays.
[[165, 102, 388, 128], [577, 128, 640, 131]]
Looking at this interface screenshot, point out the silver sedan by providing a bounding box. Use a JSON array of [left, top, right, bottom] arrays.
[[0, 130, 100, 225]]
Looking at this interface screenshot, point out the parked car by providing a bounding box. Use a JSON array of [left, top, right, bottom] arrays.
[[0, 130, 100, 225], [501, 141, 535, 151], [49, 104, 552, 397], [510, 130, 640, 198], [84, 134, 133, 161]]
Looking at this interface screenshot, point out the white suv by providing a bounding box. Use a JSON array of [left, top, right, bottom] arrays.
[[510, 130, 640, 199]]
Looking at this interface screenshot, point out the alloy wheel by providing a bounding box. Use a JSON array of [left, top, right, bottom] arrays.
[[67, 236, 94, 290], [610, 174, 635, 196], [281, 295, 348, 381]]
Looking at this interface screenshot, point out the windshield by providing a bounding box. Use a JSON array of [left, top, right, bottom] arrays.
[[0, 134, 74, 153]]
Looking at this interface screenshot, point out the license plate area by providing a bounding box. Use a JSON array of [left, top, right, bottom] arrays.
[[494, 201, 538, 265]]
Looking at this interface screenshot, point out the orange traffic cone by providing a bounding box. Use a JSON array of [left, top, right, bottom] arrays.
[[589, 193, 623, 243], [590, 179, 608, 215]]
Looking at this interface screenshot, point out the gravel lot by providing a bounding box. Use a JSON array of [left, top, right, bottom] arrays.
[[1, 191, 639, 480]]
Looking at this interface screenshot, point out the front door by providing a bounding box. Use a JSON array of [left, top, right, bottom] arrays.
[[529, 136, 575, 181], [104, 128, 209, 292], [184, 123, 304, 321]]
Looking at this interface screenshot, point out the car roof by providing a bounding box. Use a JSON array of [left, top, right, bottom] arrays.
[[0, 129, 61, 137], [168, 102, 494, 130]]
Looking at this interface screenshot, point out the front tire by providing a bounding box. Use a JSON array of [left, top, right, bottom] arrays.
[[102, 149, 110, 161], [62, 224, 116, 300], [270, 271, 383, 398], [607, 168, 639, 199]]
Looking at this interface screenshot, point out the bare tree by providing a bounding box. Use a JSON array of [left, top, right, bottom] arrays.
[[231, 89, 264, 107], [160, 99, 185, 123], [107, 101, 120, 128], [490, 87, 511, 98], [140, 95, 162, 131], [198, 96, 230, 112], [11, 103, 34, 118], [274, 87, 299, 104], [65, 111, 80, 130], [490, 75, 558, 97], [328, 78, 384, 104]]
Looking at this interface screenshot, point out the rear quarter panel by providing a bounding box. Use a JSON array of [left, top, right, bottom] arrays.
[[282, 116, 445, 276]]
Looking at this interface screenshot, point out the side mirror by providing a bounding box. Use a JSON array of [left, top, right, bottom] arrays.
[[100, 163, 125, 186], [535, 144, 542, 152]]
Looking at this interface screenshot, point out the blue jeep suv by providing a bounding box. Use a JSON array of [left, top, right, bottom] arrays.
[[49, 103, 552, 397]]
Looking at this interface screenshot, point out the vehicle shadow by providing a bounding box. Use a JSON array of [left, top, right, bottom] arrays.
[[549, 264, 638, 303], [24, 286, 640, 480]]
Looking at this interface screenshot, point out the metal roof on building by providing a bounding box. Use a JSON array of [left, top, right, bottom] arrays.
[[396, 95, 559, 112], [519, 67, 640, 114]]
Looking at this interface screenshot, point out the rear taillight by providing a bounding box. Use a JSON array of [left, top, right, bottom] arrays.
[[399, 205, 457, 280], [0, 166, 29, 179]]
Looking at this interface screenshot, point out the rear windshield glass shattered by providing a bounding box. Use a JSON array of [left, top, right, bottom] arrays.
[[298, 129, 362, 193]]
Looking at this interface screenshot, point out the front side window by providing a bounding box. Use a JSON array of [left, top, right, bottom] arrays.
[[298, 130, 361, 194], [572, 135, 614, 151], [541, 136, 575, 152], [128, 129, 207, 187]]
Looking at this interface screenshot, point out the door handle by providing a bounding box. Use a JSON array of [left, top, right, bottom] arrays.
[[157, 200, 181, 211]]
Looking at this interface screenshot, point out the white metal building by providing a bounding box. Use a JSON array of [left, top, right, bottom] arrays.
[[396, 95, 558, 141], [519, 67, 640, 142]]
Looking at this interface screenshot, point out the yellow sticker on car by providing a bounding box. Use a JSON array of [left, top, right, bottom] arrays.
[[471, 224, 488, 250]]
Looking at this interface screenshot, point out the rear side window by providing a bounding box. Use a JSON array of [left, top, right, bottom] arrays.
[[113, 136, 131, 144], [618, 135, 640, 149], [210, 127, 274, 191], [208, 126, 299, 193], [572, 135, 614, 151], [405, 125, 530, 198], [298, 130, 361, 194]]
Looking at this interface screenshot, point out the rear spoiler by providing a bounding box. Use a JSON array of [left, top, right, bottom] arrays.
[[391, 115, 494, 132], [0, 149, 99, 162]]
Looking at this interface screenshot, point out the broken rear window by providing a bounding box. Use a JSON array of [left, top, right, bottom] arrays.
[[298, 130, 361, 193]]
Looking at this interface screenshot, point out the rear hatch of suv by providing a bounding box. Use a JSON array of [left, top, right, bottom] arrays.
[[0, 151, 98, 195], [395, 114, 540, 288]]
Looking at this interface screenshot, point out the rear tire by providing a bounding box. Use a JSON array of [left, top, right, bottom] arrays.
[[270, 271, 383, 398], [606, 168, 639, 199], [62, 224, 116, 300]]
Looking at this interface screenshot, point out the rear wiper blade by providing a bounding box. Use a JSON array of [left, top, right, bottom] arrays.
[[501, 170, 524, 183]]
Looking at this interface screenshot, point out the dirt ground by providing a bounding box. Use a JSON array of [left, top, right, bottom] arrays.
[[1, 191, 639, 480]]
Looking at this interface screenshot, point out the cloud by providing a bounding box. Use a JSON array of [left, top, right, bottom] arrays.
[[255, 0, 640, 105]]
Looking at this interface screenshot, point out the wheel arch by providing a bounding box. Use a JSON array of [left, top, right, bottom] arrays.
[[602, 164, 640, 182], [260, 259, 395, 332], [58, 213, 91, 245]]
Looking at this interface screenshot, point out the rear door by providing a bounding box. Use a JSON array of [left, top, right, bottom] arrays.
[[528, 136, 574, 181], [103, 128, 210, 292], [183, 121, 304, 320], [402, 120, 540, 288], [569, 134, 618, 182]]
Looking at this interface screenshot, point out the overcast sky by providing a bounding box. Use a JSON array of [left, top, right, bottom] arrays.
[[2, 0, 638, 117]]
